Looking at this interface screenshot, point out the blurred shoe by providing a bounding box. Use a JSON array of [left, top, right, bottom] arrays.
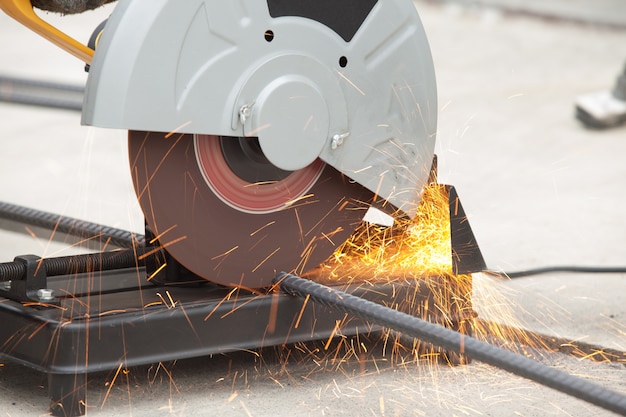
[[576, 64, 626, 129], [576, 91, 626, 129]]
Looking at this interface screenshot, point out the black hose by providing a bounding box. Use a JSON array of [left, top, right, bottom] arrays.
[[275, 272, 626, 416], [0, 75, 84, 111], [0, 201, 145, 249]]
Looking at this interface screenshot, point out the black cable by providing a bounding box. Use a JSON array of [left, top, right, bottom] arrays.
[[275, 272, 626, 417], [0, 76, 84, 93], [0, 75, 84, 111], [0, 201, 145, 249], [485, 266, 626, 279]]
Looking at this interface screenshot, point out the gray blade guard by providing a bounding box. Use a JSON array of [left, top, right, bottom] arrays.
[[82, 0, 437, 217]]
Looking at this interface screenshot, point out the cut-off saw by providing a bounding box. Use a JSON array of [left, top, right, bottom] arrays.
[[5, 5, 623, 417], [1, 0, 438, 288]]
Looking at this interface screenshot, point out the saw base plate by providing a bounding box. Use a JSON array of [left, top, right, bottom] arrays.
[[0, 264, 474, 417]]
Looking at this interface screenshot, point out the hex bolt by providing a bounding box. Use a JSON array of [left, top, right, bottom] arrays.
[[331, 132, 351, 150], [37, 288, 55, 301]]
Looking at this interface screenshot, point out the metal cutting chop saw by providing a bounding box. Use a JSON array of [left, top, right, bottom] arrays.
[[4, 5, 623, 417], [1, 0, 437, 288], [0, 2, 487, 416]]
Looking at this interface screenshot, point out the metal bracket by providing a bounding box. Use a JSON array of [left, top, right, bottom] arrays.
[[0, 254, 57, 304], [448, 186, 487, 275]]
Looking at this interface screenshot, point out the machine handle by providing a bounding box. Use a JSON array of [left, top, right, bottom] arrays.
[[0, 0, 94, 63]]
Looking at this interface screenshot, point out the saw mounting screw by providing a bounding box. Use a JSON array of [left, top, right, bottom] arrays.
[[239, 102, 255, 125], [331, 132, 351, 150]]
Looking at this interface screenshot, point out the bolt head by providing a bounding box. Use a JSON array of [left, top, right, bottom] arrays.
[[37, 288, 55, 301]]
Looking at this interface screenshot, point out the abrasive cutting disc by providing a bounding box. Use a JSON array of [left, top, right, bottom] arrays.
[[129, 131, 374, 288]]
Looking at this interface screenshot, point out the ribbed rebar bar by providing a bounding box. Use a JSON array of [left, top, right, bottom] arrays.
[[275, 272, 626, 416], [0, 201, 145, 249]]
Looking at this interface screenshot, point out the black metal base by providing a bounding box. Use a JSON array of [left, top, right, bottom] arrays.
[[0, 265, 474, 417]]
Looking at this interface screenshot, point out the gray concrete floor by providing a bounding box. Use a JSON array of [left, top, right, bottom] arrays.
[[1, 1, 626, 416]]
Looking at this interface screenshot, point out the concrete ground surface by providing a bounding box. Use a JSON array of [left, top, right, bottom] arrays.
[[0, 0, 625, 416]]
